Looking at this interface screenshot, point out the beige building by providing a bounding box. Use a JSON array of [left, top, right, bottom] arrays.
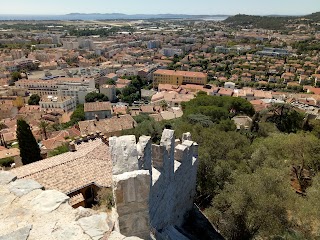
[[39, 95, 77, 112], [99, 84, 116, 102], [84, 102, 112, 120], [15, 77, 96, 104], [153, 69, 207, 87]]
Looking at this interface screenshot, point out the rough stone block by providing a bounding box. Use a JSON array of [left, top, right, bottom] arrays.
[[137, 136, 152, 171], [0, 171, 17, 185], [182, 132, 192, 141], [78, 213, 110, 240], [110, 135, 139, 175], [31, 190, 69, 213], [174, 144, 189, 162], [152, 145, 166, 170], [8, 179, 43, 197], [0, 225, 32, 240]]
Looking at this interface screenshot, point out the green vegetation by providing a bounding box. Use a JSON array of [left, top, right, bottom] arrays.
[[92, 188, 115, 211], [292, 39, 320, 54], [28, 94, 40, 105], [16, 119, 41, 165], [10, 71, 22, 84], [120, 76, 148, 105], [224, 12, 320, 32], [69, 26, 134, 37], [123, 115, 164, 144], [62, 104, 85, 128], [0, 157, 14, 168], [85, 92, 109, 102], [47, 143, 69, 157], [224, 14, 293, 30], [127, 93, 320, 238]]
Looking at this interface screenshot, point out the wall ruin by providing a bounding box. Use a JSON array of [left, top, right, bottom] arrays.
[[110, 130, 199, 239]]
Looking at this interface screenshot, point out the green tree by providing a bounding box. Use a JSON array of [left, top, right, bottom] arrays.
[[207, 167, 293, 240], [264, 104, 305, 133], [28, 94, 40, 105], [70, 104, 85, 124], [16, 119, 41, 165], [39, 120, 49, 140], [11, 71, 22, 83], [85, 92, 109, 102]]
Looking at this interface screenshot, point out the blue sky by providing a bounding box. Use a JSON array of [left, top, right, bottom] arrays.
[[1, 0, 319, 15]]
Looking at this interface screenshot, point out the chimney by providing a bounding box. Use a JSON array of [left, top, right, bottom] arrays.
[[68, 141, 76, 152]]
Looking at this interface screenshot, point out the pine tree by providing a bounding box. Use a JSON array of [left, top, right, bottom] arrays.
[[16, 119, 41, 165]]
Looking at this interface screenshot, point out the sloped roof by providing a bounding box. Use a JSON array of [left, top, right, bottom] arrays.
[[11, 139, 112, 194]]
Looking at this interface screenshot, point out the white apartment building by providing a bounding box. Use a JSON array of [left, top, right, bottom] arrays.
[[15, 77, 96, 104], [160, 48, 183, 57], [39, 95, 77, 112]]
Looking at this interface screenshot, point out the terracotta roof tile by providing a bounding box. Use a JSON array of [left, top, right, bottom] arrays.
[[11, 139, 112, 194]]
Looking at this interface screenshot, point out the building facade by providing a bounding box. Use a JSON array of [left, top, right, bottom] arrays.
[[39, 95, 77, 112], [153, 69, 207, 87], [84, 102, 112, 120], [99, 84, 116, 102], [15, 77, 96, 104]]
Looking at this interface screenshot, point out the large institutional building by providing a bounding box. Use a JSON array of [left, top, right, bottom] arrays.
[[14, 77, 96, 104], [153, 69, 207, 87]]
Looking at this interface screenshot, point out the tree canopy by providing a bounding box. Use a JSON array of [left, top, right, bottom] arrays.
[[28, 94, 40, 105], [85, 92, 109, 102], [16, 119, 41, 165]]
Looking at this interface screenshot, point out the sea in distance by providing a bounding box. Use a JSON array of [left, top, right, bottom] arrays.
[[0, 14, 228, 21]]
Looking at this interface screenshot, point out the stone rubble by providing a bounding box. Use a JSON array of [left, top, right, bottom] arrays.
[[0, 171, 142, 240]]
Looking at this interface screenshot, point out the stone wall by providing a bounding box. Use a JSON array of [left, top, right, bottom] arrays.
[[113, 170, 151, 239], [149, 130, 198, 230], [110, 130, 199, 238]]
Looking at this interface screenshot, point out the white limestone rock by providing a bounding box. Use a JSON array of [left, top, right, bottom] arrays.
[[8, 179, 43, 197], [75, 206, 96, 220], [0, 225, 32, 240], [78, 213, 110, 240], [109, 231, 126, 240], [110, 135, 139, 174], [31, 190, 69, 213], [182, 132, 192, 141], [137, 136, 152, 170], [0, 171, 17, 185], [160, 129, 175, 150]]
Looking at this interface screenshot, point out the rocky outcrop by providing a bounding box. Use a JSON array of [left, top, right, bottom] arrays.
[[0, 171, 141, 240], [8, 179, 43, 197]]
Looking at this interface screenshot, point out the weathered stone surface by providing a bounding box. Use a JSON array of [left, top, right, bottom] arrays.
[[8, 179, 43, 197], [137, 136, 152, 171], [78, 213, 110, 240], [50, 223, 89, 240], [125, 237, 144, 240], [110, 135, 139, 174], [31, 190, 69, 213], [109, 231, 126, 240], [0, 171, 17, 185], [182, 132, 192, 141], [113, 170, 150, 239], [75, 206, 96, 220], [160, 129, 175, 150], [0, 225, 32, 240]]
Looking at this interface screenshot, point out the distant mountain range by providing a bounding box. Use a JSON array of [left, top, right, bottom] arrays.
[[0, 13, 230, 21]]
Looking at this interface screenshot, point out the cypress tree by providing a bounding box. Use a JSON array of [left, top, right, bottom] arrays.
[[16, 119, 41, 165]]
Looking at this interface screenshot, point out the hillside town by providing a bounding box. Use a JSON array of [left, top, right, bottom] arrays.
[[1, 8, 320, 240]]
